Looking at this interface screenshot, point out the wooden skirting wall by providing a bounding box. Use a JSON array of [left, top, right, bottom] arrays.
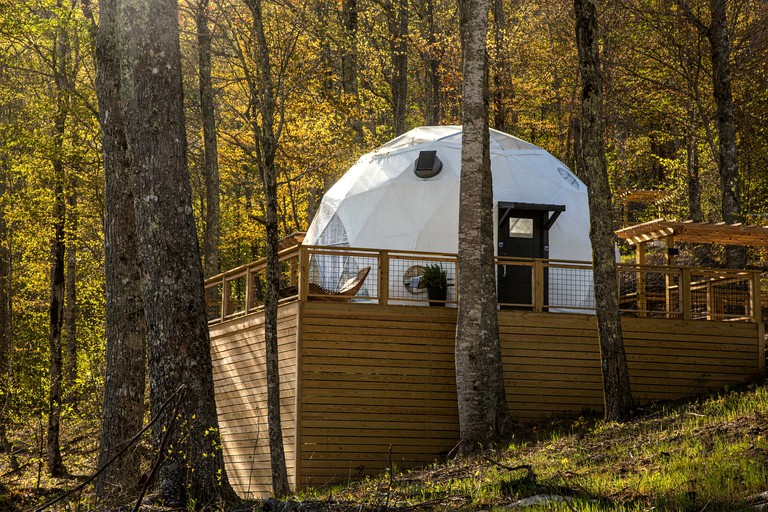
[[209, 302, 300, 498], [210, 301, 762, 497]]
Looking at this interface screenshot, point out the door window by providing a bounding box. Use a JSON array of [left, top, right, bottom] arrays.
[[508, 217, 534, 238]]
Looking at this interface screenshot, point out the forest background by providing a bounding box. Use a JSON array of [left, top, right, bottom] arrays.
[[0, 0, 767, 502]]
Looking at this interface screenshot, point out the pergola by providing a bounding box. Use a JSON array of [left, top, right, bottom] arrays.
[[615, 219, 767, 319], [615, 218, 768, 266], [615, 189, 674, 225]]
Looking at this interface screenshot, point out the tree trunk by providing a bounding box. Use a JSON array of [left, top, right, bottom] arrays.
[[455, 0, 510, 453], [673, 0, 744, 267], [491, 0, 508, 132], [341, 0, 364, 140], [387, 0, 408, 136], [246, 0, 291, 496], [418, 0, 440, 125], [197, 0, 221, 278], [116, 0, 236, 504], [686, 132, 702, 222], [64, 193, 77, 395], [85, 0, 148, 498], [47, 3, 69, 475], [48, 166, 66, 478], [0, 159, 18, 472], [708, 0, 744, 268], [573, 0, 634, 422]]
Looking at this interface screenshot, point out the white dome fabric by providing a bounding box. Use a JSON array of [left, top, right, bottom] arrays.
[[304, 126, 594, 308]]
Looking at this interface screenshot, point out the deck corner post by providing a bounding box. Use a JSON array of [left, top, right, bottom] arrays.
[[379, 251, 389, 305], [681, 267, 691, 321], [298, 247, 309, 302]]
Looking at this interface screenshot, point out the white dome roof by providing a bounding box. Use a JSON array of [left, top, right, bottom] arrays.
[[306, 126, 590, 257]]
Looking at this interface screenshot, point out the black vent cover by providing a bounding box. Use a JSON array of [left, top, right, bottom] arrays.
[[414, 150, 443, 179]]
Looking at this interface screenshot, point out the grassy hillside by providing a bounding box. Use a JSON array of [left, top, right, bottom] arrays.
[[3, 379, 768, 511], [300, 380, 768, 511]]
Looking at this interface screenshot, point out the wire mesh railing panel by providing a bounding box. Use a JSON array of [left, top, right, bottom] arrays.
[[307, 249, 380, 301], [689, 271, 753, 320], [388, 254, 457, 305], [617, 266, 682, 318], [546, 263, 594, 311]]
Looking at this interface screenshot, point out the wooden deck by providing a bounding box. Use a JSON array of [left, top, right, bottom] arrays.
[[210, 293, 764, 497]]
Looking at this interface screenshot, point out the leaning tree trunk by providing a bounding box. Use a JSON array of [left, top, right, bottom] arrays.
[[116, 0, 235, 505], [455, 0, 510, 453], [573, 0, 634, 421], [84, 0, 148, 498]]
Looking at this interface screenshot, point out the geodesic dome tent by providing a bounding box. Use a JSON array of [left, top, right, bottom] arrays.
[[304, 125, 595, 309]]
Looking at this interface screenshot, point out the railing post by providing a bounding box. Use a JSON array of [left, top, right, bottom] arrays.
[[379, 251, 389, 305], [636, 243, 647, 318], [245, 267, 254, 314], [298, 247, 309, 302], [681, 268, 691, 321], [289, 254, 298, 286], [706, 280, 715, 320], [533, 259, 544, 313], [221, 277, 229, 321]]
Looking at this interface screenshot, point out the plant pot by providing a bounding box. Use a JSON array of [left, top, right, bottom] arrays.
[[427, 286, 447, 307]]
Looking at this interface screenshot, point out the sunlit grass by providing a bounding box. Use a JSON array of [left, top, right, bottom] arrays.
[[300, 380, 768, 511]]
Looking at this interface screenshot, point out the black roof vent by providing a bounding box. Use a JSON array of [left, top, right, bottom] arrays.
[[414, 150, 443, 179]]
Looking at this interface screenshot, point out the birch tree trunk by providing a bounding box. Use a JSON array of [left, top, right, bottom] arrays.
[[573, 0, 634, 421], [84, 0, 148, 498], [116, 0, 236, 504], [455, 0, 510, 452]]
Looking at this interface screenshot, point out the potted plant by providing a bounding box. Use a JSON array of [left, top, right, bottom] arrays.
[[419, 264, 453, 306]]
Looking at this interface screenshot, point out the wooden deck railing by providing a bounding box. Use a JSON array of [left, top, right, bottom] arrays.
[[204, 244, 765, 325]]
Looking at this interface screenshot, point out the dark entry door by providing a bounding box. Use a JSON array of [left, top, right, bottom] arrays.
[[497, 209, 548, 307]]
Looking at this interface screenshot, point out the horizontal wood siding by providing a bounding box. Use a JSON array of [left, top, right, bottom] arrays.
[[500, 312, 760, 420], [210, 302, 299, 498], [296, 303, 760, 487], [211, 301, 760, 496], [298, 302, 459, 489]]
